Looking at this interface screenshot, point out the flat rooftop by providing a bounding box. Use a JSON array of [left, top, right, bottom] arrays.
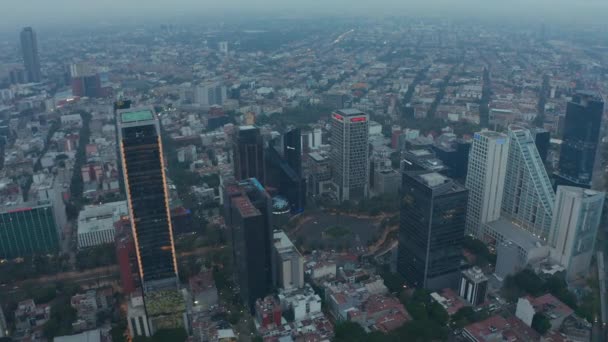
[[308, 152, 328, 162], [120, 110, 154, 123], [335, 108, 366, 116], [232, 196, 261, 218], [420, 172, 448, 187], [486, 218, 544, 250]]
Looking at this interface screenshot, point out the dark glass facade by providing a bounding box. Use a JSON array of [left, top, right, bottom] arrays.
[[0, 205, 59, 258], [118, 109, 177, 286], [531, 128, 550, 163], [557, 92, 603, 187], [20, 27, 41, 83], [397, 171, 468, 290], [283, 128, 302, 176], [223, 179, 274, 312], [233, 126, 266, 184]]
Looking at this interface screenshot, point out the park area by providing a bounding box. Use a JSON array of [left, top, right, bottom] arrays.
[[290, 211, 384, 251]]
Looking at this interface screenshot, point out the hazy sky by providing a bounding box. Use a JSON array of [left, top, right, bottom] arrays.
[[1, 0, 608, 31]]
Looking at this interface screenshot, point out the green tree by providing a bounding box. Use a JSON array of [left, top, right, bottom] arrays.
[[531, 313, 551, 335], [428, 301, 449, 326], [334, 321, 367, 342]]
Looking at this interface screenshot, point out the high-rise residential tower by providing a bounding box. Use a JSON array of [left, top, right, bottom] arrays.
[[330, 109, 370, 202], [465, 131, 509, 239], [549, 186, 604, 280], [397, 171, 468, 290], [501, 125, 555, 240], [234, 126, 266, 184], [556, 92, 604, 188], [20, 27, 41, 83], [223, 178, 274, 312], [118, 107, 185, 335]]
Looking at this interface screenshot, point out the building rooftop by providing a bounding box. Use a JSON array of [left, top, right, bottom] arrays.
[[486, 218, 544, 250], [120, 109, 154, 123], [232, 196, 261, 218], [335, 108, 366, 116], [419, 172, 448, 187], [54, 329, 101, 342], [308, 152, 328, 162], [462, 267, 488, 283], [77, 201, 128, 235]]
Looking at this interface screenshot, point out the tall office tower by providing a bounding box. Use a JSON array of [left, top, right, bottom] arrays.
[[20, 27, 41, 83], [118, 107, 184, 335], [556, 92, 604, 188], [501, 125, 555, 240], [464, 131, 509, 239], [223, 178, 274, 312], [234, 126, 266, 184], [284, 128, 302, 176], [549, 186, 604, 280], [266, 130, 306, 213], [330, 109, 370, 202], [397, 171, 468, 290], [530, 127, 550, 164]]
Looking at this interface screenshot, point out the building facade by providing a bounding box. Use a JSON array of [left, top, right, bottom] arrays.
[[118, 108, 184, 335], [464, 131, 509, 240], [459, 267, 488, 306], [502, 125, 555, 240], [556, 92, 604, 188], [549, 186, 605, 280], [397, 171, 468, 290], [0, 203, 59, 258], [233, 126, 266, 184], [330, 109, 370, 202], [273, 230, 305, 290], [224, 178, 274, 312], [20, 27, 41, 83]]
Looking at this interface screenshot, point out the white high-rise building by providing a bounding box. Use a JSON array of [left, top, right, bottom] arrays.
[[465, 131, 509, 239], [549, 186, 605, 280], [194, 81, 227, 108], [273, 230, 304, 290], [330, 109, 370, 201], [502, 125, 555, 240]]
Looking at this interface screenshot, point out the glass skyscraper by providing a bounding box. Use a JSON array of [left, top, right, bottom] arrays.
[[556, 91, 604, 188], [502, 125, 555, 240], [397, 171, 468, 290], [20, 27, 41, 83], [118, 108, 178, 287], [118, 107, 185, 335], [223, 178, 274, 312]]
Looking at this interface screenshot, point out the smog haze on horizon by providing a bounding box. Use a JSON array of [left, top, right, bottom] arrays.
[[1, 0, 608, 31]]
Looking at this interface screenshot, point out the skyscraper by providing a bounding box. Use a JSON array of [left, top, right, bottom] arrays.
[[330, 109, 370, 202], [465, 131, 509, 239], [223, 178, 274, 312], [397, 171, 468, 290], [283, 128, 302, 176], [265, 130, 306, 213], [234, 126, 266, 184], [20, 27, 41, 83], [549, 186, 604, 280], [556, 92, 604, 188], [118, 107, 184, 335], [501, 125, 555, 240]]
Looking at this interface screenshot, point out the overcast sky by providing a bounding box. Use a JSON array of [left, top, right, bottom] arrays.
[[1, 0, 608, 31]]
